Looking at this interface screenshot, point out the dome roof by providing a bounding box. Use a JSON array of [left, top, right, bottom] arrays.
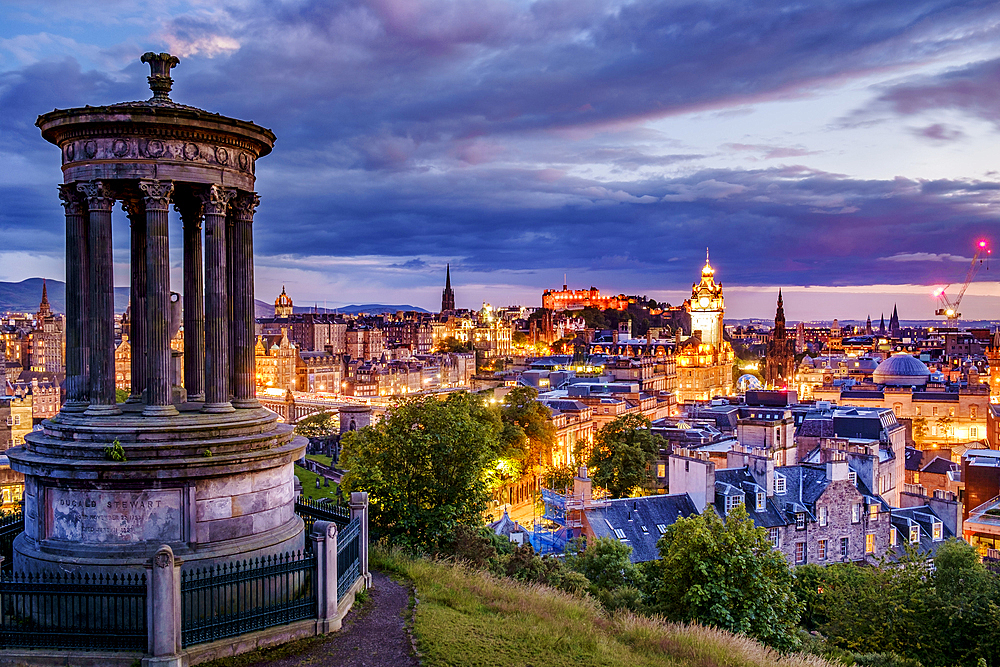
[[873, 354, 930, 386]]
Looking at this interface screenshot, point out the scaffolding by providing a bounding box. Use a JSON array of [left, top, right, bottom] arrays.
[[528, 488, 608, 555]]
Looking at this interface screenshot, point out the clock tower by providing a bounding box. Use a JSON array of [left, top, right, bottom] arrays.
[[689, 249, 724, 348]]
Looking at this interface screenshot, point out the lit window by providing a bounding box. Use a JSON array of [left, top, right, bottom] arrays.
[[795, 542, 806, 564], [657, 464, 666, 478], [775, 475, 786, 494], [890, 528, 897, 547], [866, 533, 875, 554], [971, 427, 978, 438], [869, 504, 879, 520], [910, 525, 919, 544], [933, 522, 942, 541], [818, 539, 827, 560], [756, 492, 765, 511]]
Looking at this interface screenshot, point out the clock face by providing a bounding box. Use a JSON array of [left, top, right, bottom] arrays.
[[699, 296, 710, 308]]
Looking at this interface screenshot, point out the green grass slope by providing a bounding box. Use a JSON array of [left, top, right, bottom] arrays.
[[375, 551, 831, 667]]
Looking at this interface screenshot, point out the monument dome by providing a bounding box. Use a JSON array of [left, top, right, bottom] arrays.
[[873, 354, 931, 387]]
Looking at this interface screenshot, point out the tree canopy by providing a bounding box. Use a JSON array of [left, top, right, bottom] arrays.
[[436, 336, 473, 353], [339, 392, 502, 550], [293, 411, 338, 439], [498, 386, 556, 473], [648, 505, 802, 651], [587, 413, 658, 498]]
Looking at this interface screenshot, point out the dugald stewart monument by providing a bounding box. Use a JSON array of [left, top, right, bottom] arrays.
[[9, 52, 307, 575]]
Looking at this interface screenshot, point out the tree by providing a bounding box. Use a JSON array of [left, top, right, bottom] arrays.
[[647, 505, 802, 651], [565, 536, 645, 610], [911, 417, 928, 444], [498, 386, 556, 471], [587, 414, 658, 498], [339, 392, 502, 550], [294, 411, 338, 439], [436, 336, 473, 353]]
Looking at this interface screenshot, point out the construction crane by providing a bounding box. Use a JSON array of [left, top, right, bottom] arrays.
[[934, 240, 990, 320]]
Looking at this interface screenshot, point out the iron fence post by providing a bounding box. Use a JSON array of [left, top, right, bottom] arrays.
[[349, 491, 371, 588], [144, 544, 183, 667], [312, 520, 340, 632]]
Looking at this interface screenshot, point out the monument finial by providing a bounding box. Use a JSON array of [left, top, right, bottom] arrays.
[[141, 52, 180, 102]]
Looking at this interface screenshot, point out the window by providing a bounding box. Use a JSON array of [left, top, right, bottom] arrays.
[[796, 513, 806, 530], [756, 491, 765, 511], [869, 503, 879, 520], [840, 537, 849, 559], [656, 524, 667, 534], [915, 406, 921, 416], [725, 494, 744, 514], [866, 533, 875, 554], [685, 461, 690, 472], [933, 407, 938, 416], [971, 427, 978, 438], [909, 525, 920, 544], [971, 405, 978, 420], [775, 474, 786, 494], [768, 527, 780, 547], [890, 528, 898, 547], [795, 542, 806, 564], [818, 539, 827, 560], [848, 471, 857, 486], [641, 525, 649, 534], [657, 464, 666, 478], [852, 503, 861, 523], [933, 521, 942, 541], [614, 528, 627, 540], [818, 506, 828, 527], [13, 415, 19, 426]]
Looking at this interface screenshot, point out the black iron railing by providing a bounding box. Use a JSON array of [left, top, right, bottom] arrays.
[[0, 510, 23, 572], [0, 570, 147, 651], [337, 517, 361, 602], [295, 496, 352, 534], [180, 550, 316, 648]]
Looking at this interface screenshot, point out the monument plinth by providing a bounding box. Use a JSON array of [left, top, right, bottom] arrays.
[[7, 53, 305, 575]]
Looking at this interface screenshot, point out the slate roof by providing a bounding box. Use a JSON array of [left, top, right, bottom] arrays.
[[714, 468, 789, 528], [584, 494, 698, 563], [796, 417, 837, 438], [905, 446, 923, 472], [889, 505, 954, 559], [921, 456, 958, 476]]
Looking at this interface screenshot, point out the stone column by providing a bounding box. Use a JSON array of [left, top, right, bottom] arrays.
[[76, 180, 119, 416], [311, 521, 340, 633], [139, 180, 178, 417], [176, 193, 205, 402], [199, 185, 236, 413], [122, 195, 147, 404], [226, 216, 235, 397], [57, 184, 89, 413], [229, 192, 261, 408]]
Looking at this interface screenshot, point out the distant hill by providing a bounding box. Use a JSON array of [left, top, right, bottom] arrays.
[[0, 278, 130, 315], [255, 301, 430, 318]]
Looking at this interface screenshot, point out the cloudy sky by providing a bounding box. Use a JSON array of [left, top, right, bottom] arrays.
[[2, 0, 999, 320]]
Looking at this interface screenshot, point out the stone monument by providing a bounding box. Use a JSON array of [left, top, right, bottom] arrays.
[[7, 52, 306, 575]]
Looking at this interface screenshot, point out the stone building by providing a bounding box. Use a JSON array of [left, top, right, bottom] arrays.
[[764, 290, 795, 389], [29, 281, 65, 373], [676, 253, 735, 403], [274, 285, 294, 318], [441, 264, 456, 313], [255, 330, 299, 392], [297, 350, 344, 393]]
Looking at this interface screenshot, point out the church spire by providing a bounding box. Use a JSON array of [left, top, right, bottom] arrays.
[[441, 263, 456, 313], [774, 289, 786, 338], [37, 278, 52, 318]]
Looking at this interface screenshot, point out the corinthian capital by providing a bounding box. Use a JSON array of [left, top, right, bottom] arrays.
[[57, 183, 85, 216], [139, 180, 175, 211], [122, 196, 145, 223], [76, 180, 113, 210], [231, 191, 260, 222], [197, 185, 237, 216]]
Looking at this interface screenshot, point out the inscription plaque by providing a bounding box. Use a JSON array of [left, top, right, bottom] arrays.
[[47, 488, 183, 544]]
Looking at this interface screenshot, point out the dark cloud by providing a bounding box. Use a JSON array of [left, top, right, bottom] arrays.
[[911, 123, 966, 142], [875, 57, 1000, 127]]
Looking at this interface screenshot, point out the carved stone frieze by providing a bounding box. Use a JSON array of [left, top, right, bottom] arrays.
[[60, 137, 256, 173]]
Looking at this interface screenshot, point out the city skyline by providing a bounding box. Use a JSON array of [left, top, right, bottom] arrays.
[[2, 1, 1000, 320]]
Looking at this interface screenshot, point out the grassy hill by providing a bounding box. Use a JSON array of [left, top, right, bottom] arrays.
[[374, 550, 830, 667]]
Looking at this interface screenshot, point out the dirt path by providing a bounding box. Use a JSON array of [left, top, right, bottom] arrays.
[[242, 570, 419, 667]]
